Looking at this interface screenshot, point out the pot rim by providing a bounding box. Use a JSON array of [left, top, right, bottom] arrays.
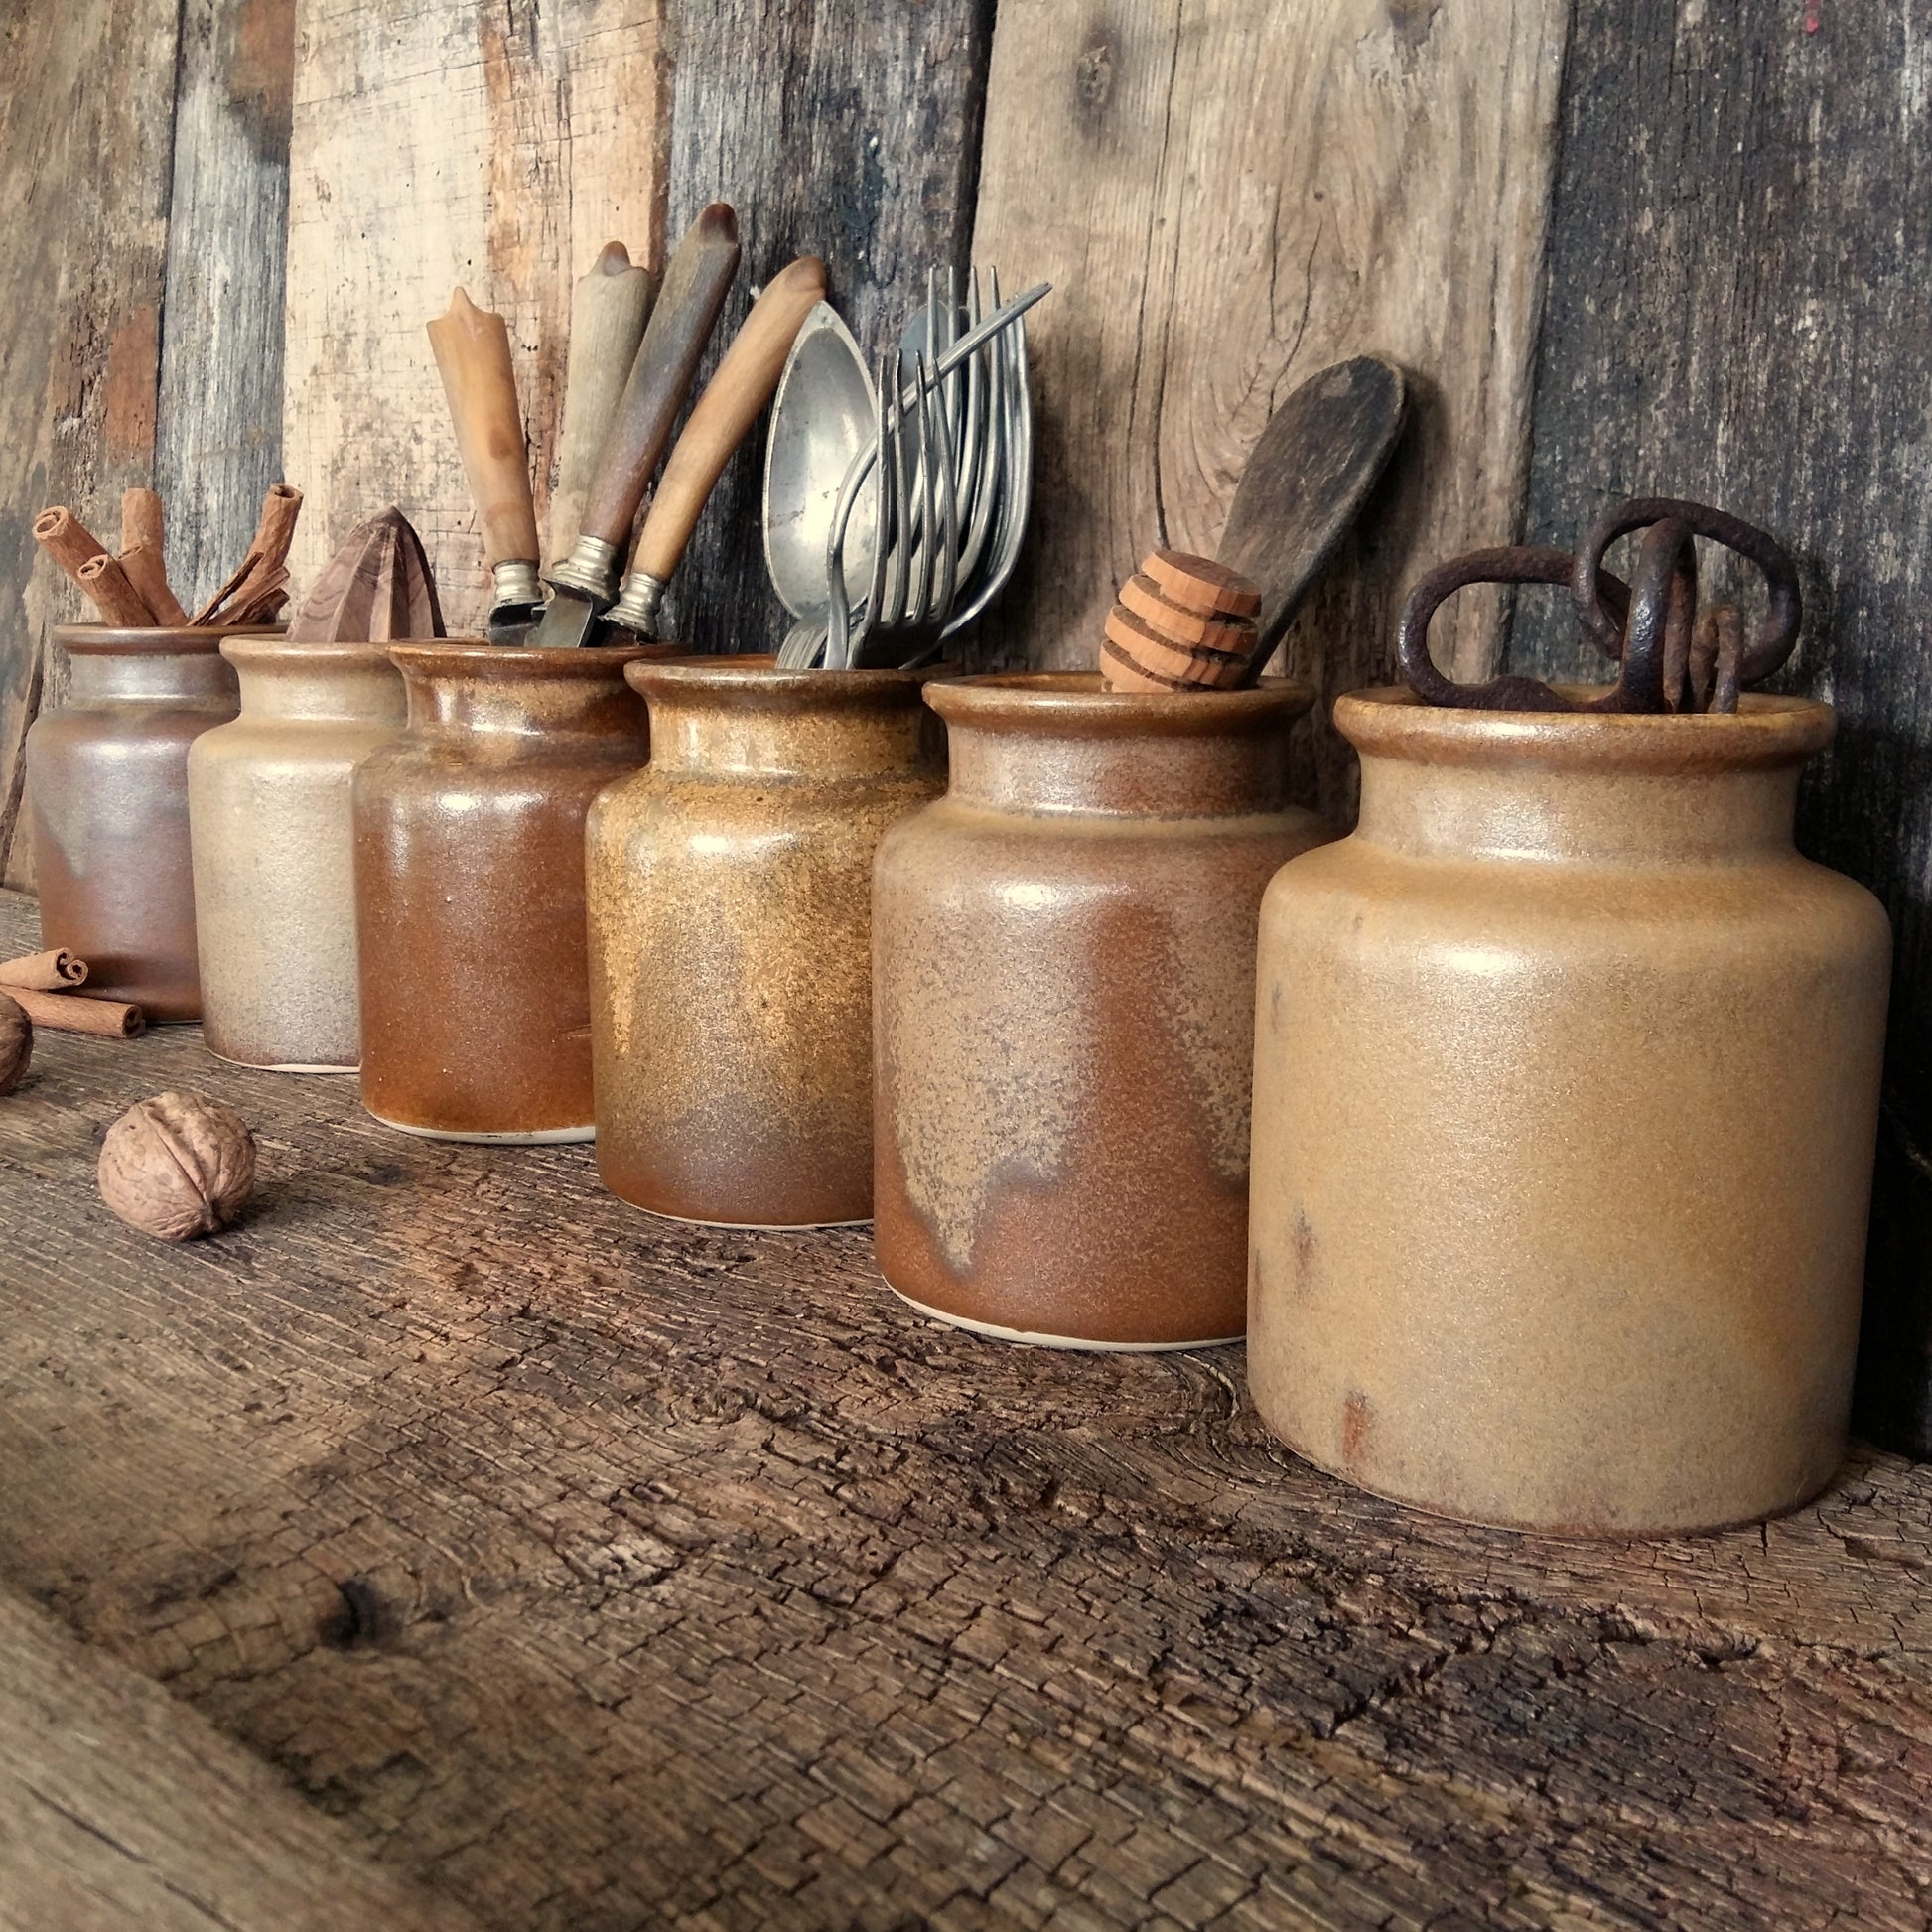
[[926, 670, 1315, 733], [220, 633, 403, 670], [387, 640, 677, 680], [1338, 686, 1835, 771], [628, 651, 949, 704], [54, 621, 282, 656]]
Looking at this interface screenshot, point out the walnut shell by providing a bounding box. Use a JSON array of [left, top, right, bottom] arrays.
[[97, 1090, 256, 1241], [0, 993, 29, 1094]]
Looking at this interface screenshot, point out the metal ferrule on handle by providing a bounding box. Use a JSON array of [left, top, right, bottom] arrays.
[[490, 561, 542, 612], [546, 534, 622, 606], [605, 572, 667, 636]]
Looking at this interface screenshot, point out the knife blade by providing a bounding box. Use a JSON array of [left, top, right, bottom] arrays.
[[534, 203, 741, 647], [426, 287, 543, 641], [605, 255, 829, 638]]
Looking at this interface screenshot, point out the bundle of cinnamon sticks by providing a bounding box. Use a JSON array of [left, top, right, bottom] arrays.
[[33, 483, 303, 630], [0, 950, 143, 1037]]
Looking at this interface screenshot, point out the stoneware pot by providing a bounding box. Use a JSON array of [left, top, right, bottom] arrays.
[[1248, 689, 1891, 1535], [353, 643, 659, 1141], [189, 636, 407, 1071], [588, 655, 945, 1227], [24, 623, 255, 1021], [874, 672, 1330, 1348]]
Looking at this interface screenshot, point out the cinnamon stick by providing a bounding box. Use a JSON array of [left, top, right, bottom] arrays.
[[5, 987, 144, 1038], [76, 553, 158, 626], [0, 949, 88, 992], [195, 483, 303, 625], [33, 506, 110, 589], [117, 542, 190, 625], [121, 487, 165, 555]]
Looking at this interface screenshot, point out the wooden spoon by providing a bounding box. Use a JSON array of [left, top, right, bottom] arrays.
[[1217, 356, 1408, 684]]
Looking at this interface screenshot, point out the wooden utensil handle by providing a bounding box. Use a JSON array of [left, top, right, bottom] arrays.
[[427, 288, 540, 568], [550, 241, 656, 567], [578, 204, 740, 550], [633, 256, 827, 583]]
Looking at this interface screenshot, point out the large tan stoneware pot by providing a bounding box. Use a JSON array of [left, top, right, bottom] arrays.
[[1249, 689, 1891, 1534], [588, 655, 944, 1227], [353, 643, 659, 1141], [189, 637, 406, 1070], [874, 673, 1330, 1348], [25, 624, 256, 1021]]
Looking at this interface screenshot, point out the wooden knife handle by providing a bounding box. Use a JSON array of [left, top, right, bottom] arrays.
[[579, 204, 741, 550], [549, 241, 657, 567], [427, 289, 540, 570], [633, 255, 828, 583]]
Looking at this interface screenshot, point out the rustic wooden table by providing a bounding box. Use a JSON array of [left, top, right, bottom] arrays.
[[2, 887, 1928, 1931]]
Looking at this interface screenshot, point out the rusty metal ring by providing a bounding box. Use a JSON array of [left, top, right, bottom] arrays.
[[1397, 545, 1630, 711], [1573, 496, 1800, 683], [1597, 516, 1698, 714]]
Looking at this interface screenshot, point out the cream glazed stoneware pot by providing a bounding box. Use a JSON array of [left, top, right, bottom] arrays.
[[1247, 689, 1891, 1535], [189, 635, 407, 1070]]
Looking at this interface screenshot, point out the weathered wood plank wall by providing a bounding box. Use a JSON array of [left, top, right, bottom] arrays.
[[282, 0, 670, 634], [969, 0, 1569, 819], [1, 0, 1930, 1442], [0, 3, 194, 890], [1508, 0, 1932, 1452], [658, 0, 997, 653]]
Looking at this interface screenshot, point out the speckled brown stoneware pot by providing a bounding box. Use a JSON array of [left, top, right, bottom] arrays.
[[189, 637, 407, 1071], [353, 643, 660, 1142], [588, 655, 945, 1228], [24, 624, 261, 1021], [1249, 689, 1891, 1535], [874, 672, 1330, 1348]]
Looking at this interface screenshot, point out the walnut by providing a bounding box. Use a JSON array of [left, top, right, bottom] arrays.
[[97, 1090, 256, 1241], [0, 993, 29, 1094]]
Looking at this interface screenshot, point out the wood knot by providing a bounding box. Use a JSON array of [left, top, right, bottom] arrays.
[[321, 1577, 388, 1648], [1074, 37, 1115, 114]]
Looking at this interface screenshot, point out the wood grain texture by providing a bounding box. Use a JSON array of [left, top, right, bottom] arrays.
[[0, 1, 184, 891], [155, 0, 297, 618], [1504, 0, 1932, 1455], [656, 0, 997, 654], [281, 0, 669, 635], [0, 1587, 480, 1932], [969, 0, 1569, 820], [3, 877, 1930, 1929]]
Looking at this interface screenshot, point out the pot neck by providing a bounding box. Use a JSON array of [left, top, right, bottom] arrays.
[[392, 645, 653, 740], [930, 674, 1311, 818], [64, 647, 237, 708], [1340, 690, 1833, 865], [633, 661, 940, 780], [226, 641, 406, 727]]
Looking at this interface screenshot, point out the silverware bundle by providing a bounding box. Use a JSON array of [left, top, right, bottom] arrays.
[[765, 270, 1048, 669]]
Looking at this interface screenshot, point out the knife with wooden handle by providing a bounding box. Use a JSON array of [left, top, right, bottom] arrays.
[[427, 288, 543, 637], [606, 255, 829, 637], [535, 204, 742, 647], [547, 240, 657, 571]]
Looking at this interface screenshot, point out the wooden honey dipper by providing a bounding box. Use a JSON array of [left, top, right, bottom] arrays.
[[1099, 548, 1262, 692]]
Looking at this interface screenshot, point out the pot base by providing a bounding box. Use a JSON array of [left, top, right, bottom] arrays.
[[207, 1046, 357, 1076], [887, 1284, 1241, 1354], [619, 1196, 872, 1233], [1267, 1420, 1837, 1541], [367, 1112, 596, 1147]]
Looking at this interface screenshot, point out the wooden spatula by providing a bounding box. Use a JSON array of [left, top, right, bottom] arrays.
[[1217, 356, 1408, 685]]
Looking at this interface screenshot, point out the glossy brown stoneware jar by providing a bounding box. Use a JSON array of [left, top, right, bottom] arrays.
[[1248, 690, 1891, 1534], [353, 643, 660, 1141], [190, 637, 407, 1071], [588, 656, 945, 1227], [24, 624, 258, 1021], [874, 673, 1330, 1347]]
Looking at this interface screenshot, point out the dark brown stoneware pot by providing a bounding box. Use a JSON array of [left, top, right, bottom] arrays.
[[587, 655, 945, 1227], [353, 643, 660, 1142], [873, 672, 1330, 1348], [24, 624, 256, 1021]]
